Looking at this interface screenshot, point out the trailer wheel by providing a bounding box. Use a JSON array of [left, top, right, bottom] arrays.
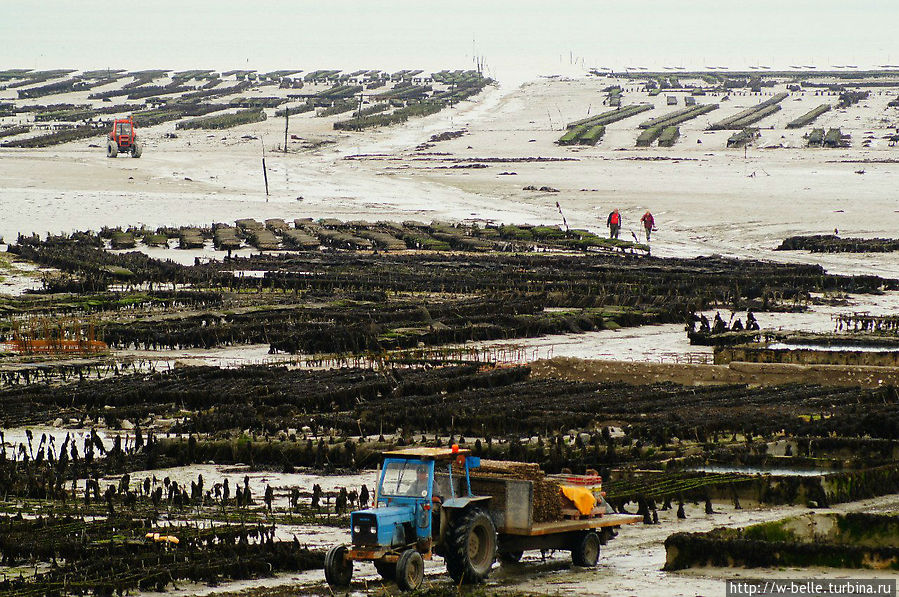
[[445, 508, 496, 583], [571, 531, 601, 567], [498, 550, 523, 564], [373, 559, 395, 581], [396, 549, 424, 591], [107, 140, 118, 158], [131, 141, 142, 158], [324, 545, 353, 587]]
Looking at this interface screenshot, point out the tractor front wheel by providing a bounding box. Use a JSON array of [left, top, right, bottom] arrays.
[[396, 549, 424, 591], [131, 141, 142, 158], [106, 140, 118, 158], [324, 545, 353, 588], [444, 508, 496, 584], [571, 531, 601, 567]]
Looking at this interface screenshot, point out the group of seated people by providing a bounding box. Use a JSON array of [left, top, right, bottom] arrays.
[[688, 310, 759, 334]]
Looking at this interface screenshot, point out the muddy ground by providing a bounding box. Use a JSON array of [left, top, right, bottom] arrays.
[[1, 69, 898, 596]]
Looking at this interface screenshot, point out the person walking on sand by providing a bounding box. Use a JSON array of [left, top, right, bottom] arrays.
[[607, 209, 621, 239], [640, 210, 655, 243]]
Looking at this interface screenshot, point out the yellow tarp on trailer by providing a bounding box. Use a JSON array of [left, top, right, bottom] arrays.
[[560, 485, 597, 515]]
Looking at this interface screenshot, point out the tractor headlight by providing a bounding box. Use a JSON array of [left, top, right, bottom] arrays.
[[353, 525, 362, 534]]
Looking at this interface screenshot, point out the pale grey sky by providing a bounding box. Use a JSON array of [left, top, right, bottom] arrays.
[[2, 0, 896, 82]]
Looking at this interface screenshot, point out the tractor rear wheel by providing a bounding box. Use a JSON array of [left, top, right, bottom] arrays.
[[444, 508, 496, 584], [396, 549, 424, 591], [373, 558, 395, 581], [131, 141, 142, 158], [106, 140, 118, 158], [571, 531, 601, 567], [324, 545, 353, 587]]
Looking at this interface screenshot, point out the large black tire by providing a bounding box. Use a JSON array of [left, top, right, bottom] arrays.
[[571, 531, 601, 567], [131, 141, 142, 158], [373, 559, 395, 581], [396, 549, 424, 591], [498, 549, 523, 565], [106, 140, 118, 158], [324, 544, 353, 587], [444, 508, 496, 584]]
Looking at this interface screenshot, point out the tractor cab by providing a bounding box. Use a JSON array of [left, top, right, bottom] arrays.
[[115, 120, 132, 137]]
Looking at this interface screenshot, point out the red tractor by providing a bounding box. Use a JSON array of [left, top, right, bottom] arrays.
[[106, 117, 142, 158]]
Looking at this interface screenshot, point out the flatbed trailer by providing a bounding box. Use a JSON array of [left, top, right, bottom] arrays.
[[463, 473, 641, 562], [507, 514, 644, 536], [497, 514, 642, 563]]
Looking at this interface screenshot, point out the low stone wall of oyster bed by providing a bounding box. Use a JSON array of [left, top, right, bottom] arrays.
[[665, 512, 899, 571]]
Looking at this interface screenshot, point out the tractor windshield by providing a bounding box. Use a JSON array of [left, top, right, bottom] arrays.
[[116, 122, 132, 136], [380, 460, 430, 498]]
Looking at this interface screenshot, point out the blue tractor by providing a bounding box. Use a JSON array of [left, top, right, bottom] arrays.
[[324, 447, 495, 591], [325, 446, 641, 591]]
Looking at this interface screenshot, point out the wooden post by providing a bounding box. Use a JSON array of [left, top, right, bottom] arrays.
[[260, 140, 269, 199], [284, 106, 289, 153]]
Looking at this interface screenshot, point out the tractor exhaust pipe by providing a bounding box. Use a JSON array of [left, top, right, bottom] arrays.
[[374, 463, 380, 508]]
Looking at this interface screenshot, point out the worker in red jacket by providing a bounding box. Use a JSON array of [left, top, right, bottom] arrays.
[[640, 210, 656, 242], [607, 209, 621, 239]]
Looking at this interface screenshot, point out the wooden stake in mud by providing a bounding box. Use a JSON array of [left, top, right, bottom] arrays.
[[260, 139, 269, 199], [555, 201, 569, 232], [284, 107, 289, 154]]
